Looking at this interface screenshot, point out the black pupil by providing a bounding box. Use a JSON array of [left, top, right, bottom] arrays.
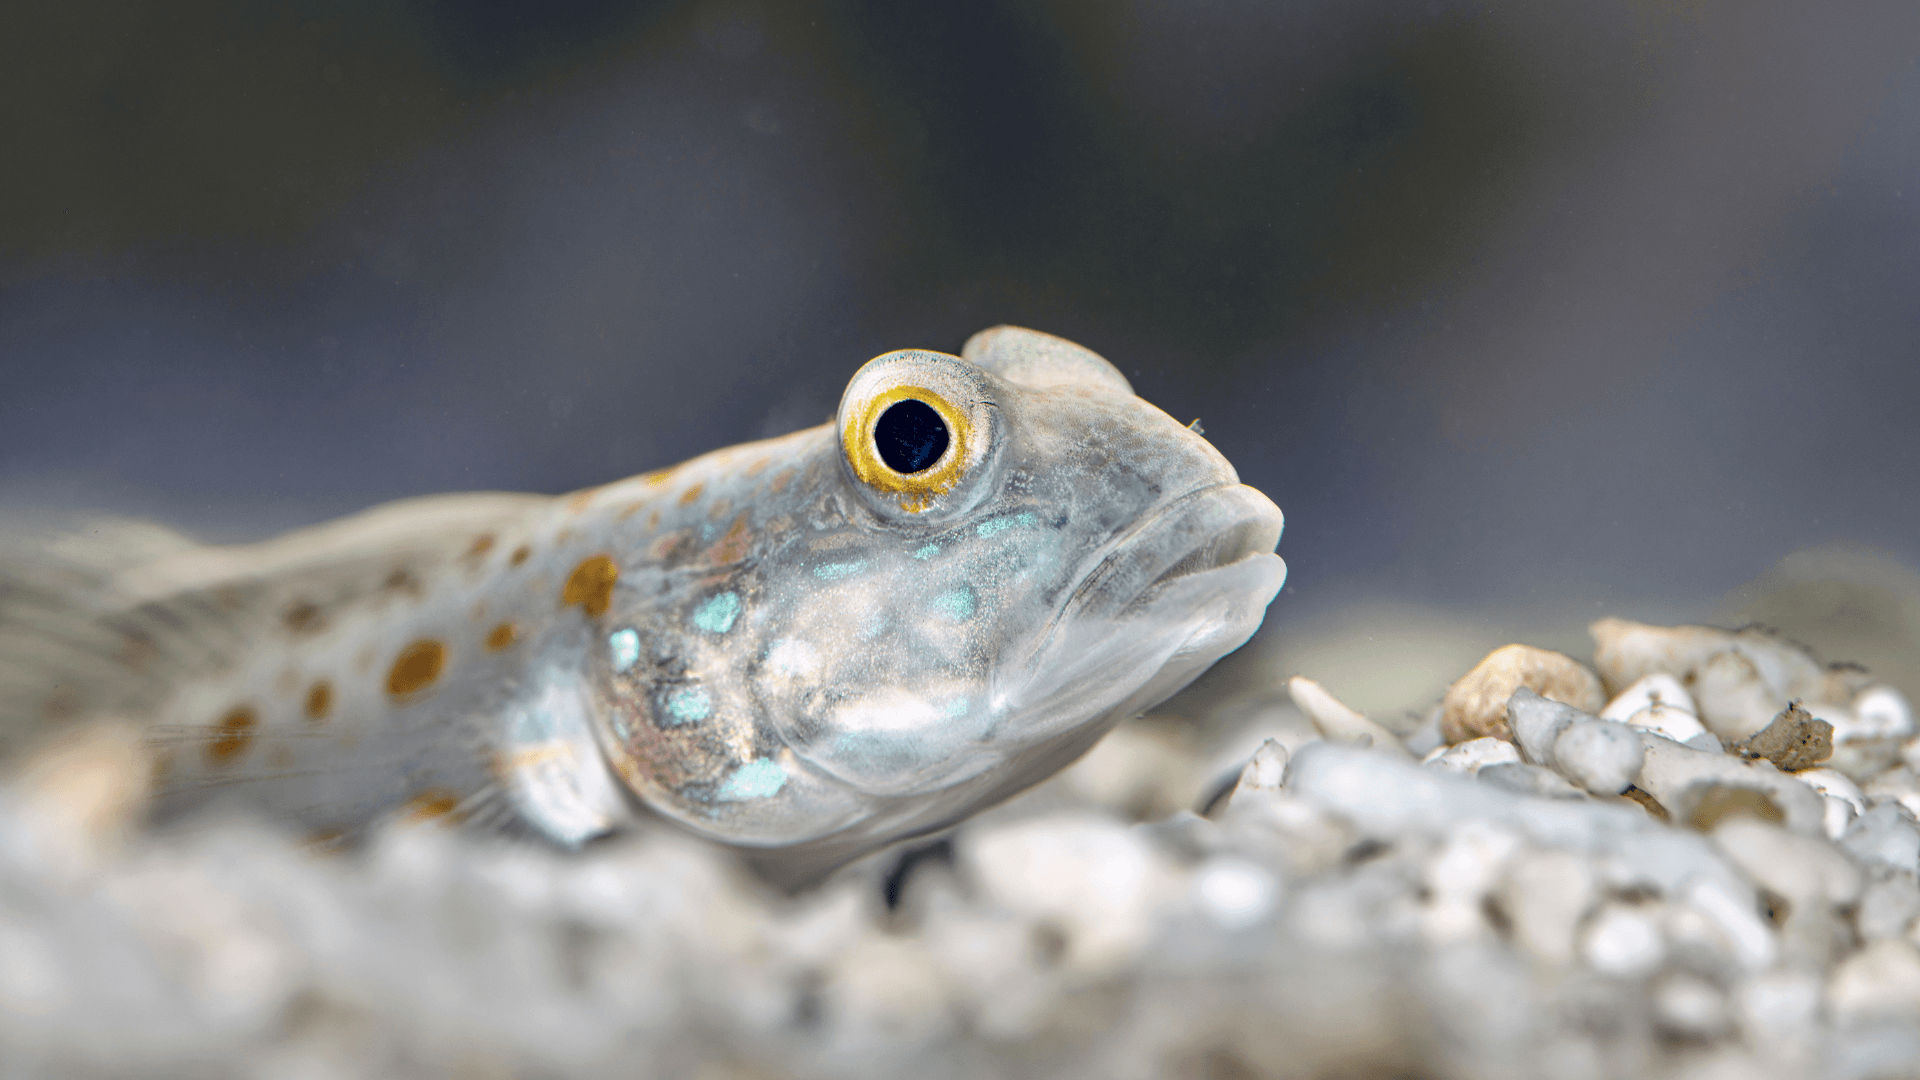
[[874, 399, 950, 474]]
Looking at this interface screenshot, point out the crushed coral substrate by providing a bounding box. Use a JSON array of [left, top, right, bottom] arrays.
[[7, 617, 1920, 1080]]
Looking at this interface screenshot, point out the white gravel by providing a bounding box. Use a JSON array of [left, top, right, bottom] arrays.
[[7, 618, 1920, 1079]]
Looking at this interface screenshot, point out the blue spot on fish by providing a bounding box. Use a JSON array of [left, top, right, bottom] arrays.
[[814, 560, 868, 581], [975, 512, 1037, 538], [931, 587, 976, 621], [945, 697, 970, 719], [664, 687, 712, 725], [608, 628, 641, 673], [692, 592, 742, 634], [715, 758, 787, 801], [913, 543, 940, 560]]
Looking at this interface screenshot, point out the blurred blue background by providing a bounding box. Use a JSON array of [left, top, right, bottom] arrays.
[[3, 0, 1917, 655]]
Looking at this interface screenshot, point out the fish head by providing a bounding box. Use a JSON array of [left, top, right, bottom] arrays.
[[592, 327, 1285, 874]]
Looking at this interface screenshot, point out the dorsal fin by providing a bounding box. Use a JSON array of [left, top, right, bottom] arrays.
[[961, 326, 1135, 397]]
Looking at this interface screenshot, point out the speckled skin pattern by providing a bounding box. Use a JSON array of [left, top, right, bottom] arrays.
[[10, 327, 1286, 878]]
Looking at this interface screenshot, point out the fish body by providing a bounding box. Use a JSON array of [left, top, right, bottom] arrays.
[[0, 327, 1285, 878]]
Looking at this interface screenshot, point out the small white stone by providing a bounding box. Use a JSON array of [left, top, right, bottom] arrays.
[[1829, 938, 1920, 1024], [964, 813, 1176, 979], [1684, 876, 1779, 972], [1600, 673, 1698, 723], [1853, 684, 1916, 741], [1858, 877, 1920, 940], [1866, 767, 1920, 821], [1842, 803, 1920, 873], [1421, 736, 1520, 776], [1551, 719, 1646, 795], [1579, 904, 1665, 978], [1652, 972, 1730, 1038], [1228, 739, 1289, 805], [1422, 821, 1522, 944], [1506, 688, 1587, 766], [1498, 850, 1596, 965], [1693, 649, 1786, 742], [1794, 767, 1865, 815], [1286, 676, 1413, 760], [1624, 702, 1710, 744], [1192, 857, 1279, 931]]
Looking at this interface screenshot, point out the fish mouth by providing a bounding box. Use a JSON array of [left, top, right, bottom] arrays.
[[1001, 481, 1287, 742], [1054, 482, 1286, 627]]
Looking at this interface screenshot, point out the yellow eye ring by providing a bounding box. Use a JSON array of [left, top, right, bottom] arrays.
[[843, 385, 970, 512]]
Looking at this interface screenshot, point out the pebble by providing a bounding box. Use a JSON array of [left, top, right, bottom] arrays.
[[1601, 672, 1699, 722], [963, 813, 1176, 979], [1857, 877, 1920, 941], [1634, 733, 1828, 837], [1852, 684, 1917, 742], [1440, 644, 1606, 745], [1579, 903, 1666, 977], [1498, 849, 1595, 965], [1652, 972, 1731, 1039], [1840, 803, 1920, 874], [1590, 618, 1731, 695], [1477, 762, 1589, 800], [1287, 676, 1413, 760], [1793, 766, 1866, 839], [1422, 736, 1521, 776], [1829, 939, 1920, 1025], [1730, 702, 1833, 772], [1552, 719, 1647, 795], [1602, 673, 1713, 744]]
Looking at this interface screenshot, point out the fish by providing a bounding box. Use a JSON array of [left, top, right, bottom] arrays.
[[0, 326, 1285, 880]]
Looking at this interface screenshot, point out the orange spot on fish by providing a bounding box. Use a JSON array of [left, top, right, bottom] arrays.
[[707, 514, 752, 564], [708, 498, 732, 522], [678, 482, 705, 507], [386, 640, 447, 697], [771, 469, 795, 493], [486, 622, 518, 651], [647, 508, 661, 531], [305, 681, 333, 722], [747, 456, 771, 477], [284, 600, 324, 634], [384, 569, 422, 596], [569, 488, 597, 512], [118, 630, 159, 673], [401, 788, 462, 823], [208, 706, 256, 766], [511, 545, 532, 566], [468, 534, 496, 557], [643, 468, 672, 486], [561, 555, 619, 618]]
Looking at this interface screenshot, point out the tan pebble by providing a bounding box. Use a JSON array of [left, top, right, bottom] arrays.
[[1440, 644, 1604, 744], [1732, 702, 1833, 772], [1590, 618, 1733, 696]]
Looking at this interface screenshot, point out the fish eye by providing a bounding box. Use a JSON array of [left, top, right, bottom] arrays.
[[875, 398, 949, 474], [837, 350, 1002, 519]]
